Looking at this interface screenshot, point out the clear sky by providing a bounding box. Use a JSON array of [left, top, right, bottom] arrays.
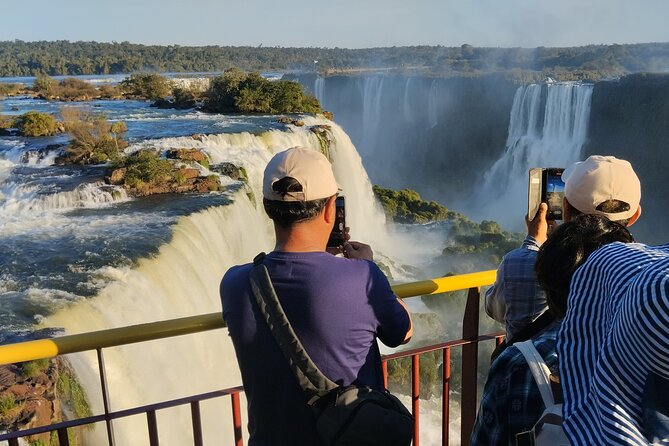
[[2, 0, 669, 48]]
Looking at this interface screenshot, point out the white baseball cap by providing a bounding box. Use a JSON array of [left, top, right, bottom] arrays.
[[263, 147, 338, 201], [563, 155, 641, 221]]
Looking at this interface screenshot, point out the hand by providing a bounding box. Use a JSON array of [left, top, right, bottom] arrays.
[[326, 227, 351, 256], [343, 241, 373, 261], [526, 203, 549, 245]]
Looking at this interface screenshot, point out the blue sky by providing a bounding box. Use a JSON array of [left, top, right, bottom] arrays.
[[3, 0, 669, 48]]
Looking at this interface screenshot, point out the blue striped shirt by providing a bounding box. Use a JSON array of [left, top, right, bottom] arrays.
[[558, 242, 669, 445]]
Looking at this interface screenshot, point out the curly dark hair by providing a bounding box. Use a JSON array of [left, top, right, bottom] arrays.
[[263, 176, 330, 227], [535, 214, 634, 319]]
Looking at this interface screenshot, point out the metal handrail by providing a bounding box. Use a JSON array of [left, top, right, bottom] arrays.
[[0, 270, 496, 366], [0, 269, 498, 446]]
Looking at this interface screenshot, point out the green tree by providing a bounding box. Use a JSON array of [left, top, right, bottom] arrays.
[[60, 107, 128, 164], [120, 73, 171, 100], [33, 74, 56, 97], [15, 111, 57, 137]]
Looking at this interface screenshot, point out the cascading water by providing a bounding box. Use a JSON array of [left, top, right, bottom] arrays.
[[359, 76, 385, 158], [470, 82, 593, 227], [33, 117, 436, 444], [314, 76, 325, 103]]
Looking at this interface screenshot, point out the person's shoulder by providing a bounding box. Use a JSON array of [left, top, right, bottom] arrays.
[[220, 262, 253, 288], [501, 244, 538, 264], [494, 326, 558, 375]]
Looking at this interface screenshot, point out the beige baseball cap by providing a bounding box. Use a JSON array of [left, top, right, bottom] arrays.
[[563, 155, 641, 221], [263, 146, 338, 201]]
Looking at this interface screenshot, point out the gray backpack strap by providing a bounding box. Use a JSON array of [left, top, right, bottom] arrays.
[[249, 253, 338, 403], [515, 340, 555, 408]]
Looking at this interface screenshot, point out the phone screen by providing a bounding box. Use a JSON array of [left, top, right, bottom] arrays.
[[543, 169, 565, 220], [327, 196, 346, 247]]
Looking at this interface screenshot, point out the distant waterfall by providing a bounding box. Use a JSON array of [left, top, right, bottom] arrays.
[[359, 77, 385, 157], [472, 82, 594, 226], [314, 76, 325, 103]]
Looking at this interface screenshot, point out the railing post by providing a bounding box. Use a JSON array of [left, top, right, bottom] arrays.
[[147, 410, 159, 446], [231, 391, 243, 446], [442, 347, 451, 446], [191, 401, 204, 446], [97, 348, 116, 446], [460, 287, 480, 445], [381, 359, 388, 389], [57, 427, 70, 446], [412, 354, 420, 446]]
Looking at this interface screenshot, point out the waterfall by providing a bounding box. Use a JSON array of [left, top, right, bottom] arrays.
[[427, 79, 440, 129], [359, 77, 385, 157], [41, 119, 431, 445], [471, 82, 593, 227], [314, 76, 325, 103], [403, 77, 414, 122]]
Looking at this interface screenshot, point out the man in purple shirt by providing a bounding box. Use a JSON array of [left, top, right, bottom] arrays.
[[220, 146, 413, 445]]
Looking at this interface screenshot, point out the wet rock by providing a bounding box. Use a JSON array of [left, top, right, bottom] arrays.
[[106, 167, 127, 185], [210, 162, 246, 181], [166, 148, 208, 163]]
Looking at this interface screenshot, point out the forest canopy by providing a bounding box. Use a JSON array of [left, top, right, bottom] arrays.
[[2, 40, 669, 79]]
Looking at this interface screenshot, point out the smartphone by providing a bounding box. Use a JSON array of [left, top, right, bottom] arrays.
[[327, 196, 346, 248], [528, 168, 565, 221]]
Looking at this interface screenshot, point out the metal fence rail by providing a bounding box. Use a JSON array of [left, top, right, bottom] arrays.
[[0, 270, 499, 446]]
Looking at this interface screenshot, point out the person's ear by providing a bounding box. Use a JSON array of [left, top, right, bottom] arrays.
[[626, 205, 642, 227], [323, 195, 337, 224]]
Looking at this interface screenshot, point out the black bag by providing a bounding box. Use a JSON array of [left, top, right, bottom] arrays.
[[249, 253, 414, 446]]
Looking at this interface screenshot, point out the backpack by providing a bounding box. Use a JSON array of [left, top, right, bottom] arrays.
[[514, 340, 571, 446], [249, 253, 414, 446]]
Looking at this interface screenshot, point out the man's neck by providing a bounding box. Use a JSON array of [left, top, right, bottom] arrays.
[[274, 222, 327, 253]]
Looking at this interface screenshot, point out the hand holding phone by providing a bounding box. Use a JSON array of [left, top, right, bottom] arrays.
[[528, 168, 565, 221], [327, 196, 346, 248]]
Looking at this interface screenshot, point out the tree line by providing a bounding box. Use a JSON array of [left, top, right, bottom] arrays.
[[2, 40, 669, 79]]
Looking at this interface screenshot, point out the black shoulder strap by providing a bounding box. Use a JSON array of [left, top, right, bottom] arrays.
[[490, 311, 556, 363], [249, 252, 338, 403]]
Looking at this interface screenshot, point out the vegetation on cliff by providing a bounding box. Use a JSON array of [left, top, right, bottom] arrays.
[[372, 185, 522, 270], [203, 68, 321, 114], [0, 359, 91, 446]]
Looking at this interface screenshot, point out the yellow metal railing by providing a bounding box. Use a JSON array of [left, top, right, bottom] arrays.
[[0, 269, 498, 446], [0, 270, 495, 366]]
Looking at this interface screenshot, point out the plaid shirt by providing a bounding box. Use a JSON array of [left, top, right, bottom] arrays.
[[485, 235, 548, 339], [470, 323, 559, 446]]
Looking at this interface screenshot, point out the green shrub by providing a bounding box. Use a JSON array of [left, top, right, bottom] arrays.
[[61, 107, 128, 164], [120, 73, 171, 100], [21, 359, 50, 378], [114, 151, 173, 187], [0, 393, 20, 417], [33, 74, 57, 97], [0, 115, 15, 129], [203, 68, 322, 114], [15, 111, 57, 137], [57, 77, 98, 100], [0, 83, 23, 97]]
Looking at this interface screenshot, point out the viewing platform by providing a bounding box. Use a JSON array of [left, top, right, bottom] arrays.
[[0, 270, 500, 446]]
